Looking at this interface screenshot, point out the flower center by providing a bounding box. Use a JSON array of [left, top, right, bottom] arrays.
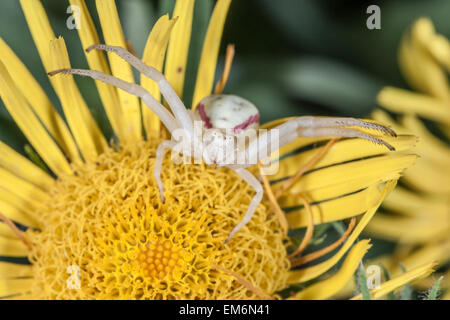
[[137, 241, 182, 279]]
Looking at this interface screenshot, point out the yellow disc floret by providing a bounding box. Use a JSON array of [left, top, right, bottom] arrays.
[[26, 139, 289, 299]]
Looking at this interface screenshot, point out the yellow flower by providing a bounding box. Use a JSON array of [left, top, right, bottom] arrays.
[[366, 18, 450, 299], [0, 0, 425, 299]]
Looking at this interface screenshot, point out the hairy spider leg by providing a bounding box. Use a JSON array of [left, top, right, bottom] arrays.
[[48, 68, 179, 133], [225, 167, 264, 243], [245, 116, 396, 164], [86, 44, 194, 136]]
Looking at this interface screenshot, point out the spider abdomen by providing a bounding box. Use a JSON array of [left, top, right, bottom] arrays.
[[195, 94, 260, 132]]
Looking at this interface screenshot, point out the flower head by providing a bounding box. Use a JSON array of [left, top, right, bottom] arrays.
[[367, 18, 450, 299]]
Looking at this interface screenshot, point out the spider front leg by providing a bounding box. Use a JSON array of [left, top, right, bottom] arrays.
[[48, 68, 179, 133], [48, 68, 186, 204], [225, 167, 264, 243], [86, 44, 194, 135], [246, 116, 397, 162], [276, 116, 397, 151]]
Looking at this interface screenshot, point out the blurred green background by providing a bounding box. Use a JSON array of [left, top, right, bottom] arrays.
[[1, 0, 450, 152]]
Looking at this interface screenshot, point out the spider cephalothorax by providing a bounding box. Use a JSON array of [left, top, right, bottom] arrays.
[[193, 94, 260, 166], [200, 128, 239, 165], [50, 44, 397, 243]]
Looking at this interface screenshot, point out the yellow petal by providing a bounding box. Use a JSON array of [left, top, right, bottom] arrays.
[[402, 157, 450, 195], [274, 153, 416, 201], [427, 34, 450, 72], [0, 188, 41, 222], [96, 0, 142, 142], [399, 34, 427, 93], [410, 18, 449, 101], [351, 261, 437, 300], [0, 278, 33, 298], [192, 0, 232, 107], [371, 109, 404, 133], [20, 0, 106, 161], [383, 187, 448, 219], [367, 213, 449, 243], [164, 0, 195, 99], [0, 167, 49, 209], [0, 224, 16, 239], [272, 135, 416, 181], [141, 14, 177, 134], [277, 137, 329, 160], [372, 110, 450, 188], [0, 141, 54, 191], [0, 61, 72, 176], [0, 292, 33, 300], [19, 0, 57, 71], [289, 240, 371, 300], [0, 237, 28, 257], [0, 38, 79, 161], [0, 198, 40, 229], [287, 180, 396, 284], [286, 185, 381, 228], [0, 262, 32, 279], [69, 0, 125, 142], [388, 241, 450, 277], [50, 37, 107, 161], [401, 115, 450, 165], [377, 87, 450, 125]]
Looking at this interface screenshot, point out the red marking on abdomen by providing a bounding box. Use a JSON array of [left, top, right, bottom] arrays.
[[196, 103, 213, 129], [233, 114, 260, 133]]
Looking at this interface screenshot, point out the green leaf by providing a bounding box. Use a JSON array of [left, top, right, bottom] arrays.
[[400, 264, 413, 300], [310, 223, 331, 245], [426, 276, 444, 300], [379, 263, 396, 300], [357, 263, 371, 300], [331, 221, 346, 236]]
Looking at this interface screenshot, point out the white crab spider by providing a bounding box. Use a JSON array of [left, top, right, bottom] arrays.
[[49, 44, 397, 243]]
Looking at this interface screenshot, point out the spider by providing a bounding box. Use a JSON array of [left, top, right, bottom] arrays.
[[49, 44, 397, 243]]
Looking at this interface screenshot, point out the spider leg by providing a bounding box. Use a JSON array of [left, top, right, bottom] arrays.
[[48, 68, 179, 134], [303, 117, 396, 137], [245, 116, 396, 163], [86, 44, 194, 135], [273, 116, 396, 138], [225, 167, 264, 243], [154, 140, 177, 203], [283, 127, 396, 151]]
